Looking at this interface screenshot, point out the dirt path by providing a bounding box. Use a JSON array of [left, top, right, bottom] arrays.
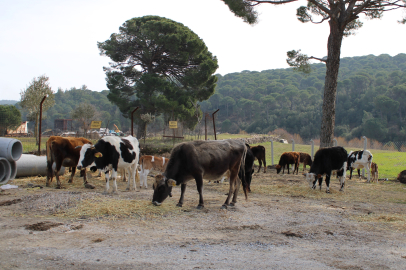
[[1, 168, 406, 269]]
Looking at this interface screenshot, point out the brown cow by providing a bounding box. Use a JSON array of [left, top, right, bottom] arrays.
[[275, 152, 300, 175], [139, 155, 169, 188], [46, 136, 94, 189], [250, 145, 266, 173], [371, 162, 379, 182], [299, 152, 312, 171]]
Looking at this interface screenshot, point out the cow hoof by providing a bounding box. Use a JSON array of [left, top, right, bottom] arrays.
[[55, 185, 64, 189], [196, 205, 204, 209], [221, 204, 227, 209], [126, 187, 130, 191], [102, 191, 109, 195], [176, 203, 183, 207], [84, 183, 95, 189], [326, 190, 331, 194], [68, 180, 73, 184], [229, 202, 235, 206]]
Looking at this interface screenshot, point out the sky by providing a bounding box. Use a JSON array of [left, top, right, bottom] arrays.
[[0, 0, 405, 101]]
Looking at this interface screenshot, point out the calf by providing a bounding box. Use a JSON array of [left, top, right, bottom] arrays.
[[250, 145, 266, 173], [299, 152, 312, 171], [276, 152, 300, 175], [347, 150, 373, 182], [77, 136, 140, 194], [46, 136, 93, 189], [139, 155, 169, 188], [371, 162, 379, 183], [152, 139, 248, 209], [303, 146, 348, 193]]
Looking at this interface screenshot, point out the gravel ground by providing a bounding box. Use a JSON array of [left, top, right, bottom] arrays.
[[1, 167, 406, 269]]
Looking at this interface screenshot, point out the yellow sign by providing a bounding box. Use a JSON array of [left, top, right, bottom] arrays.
[[169, 121, 177, 129], [90, 121, 102, 129]]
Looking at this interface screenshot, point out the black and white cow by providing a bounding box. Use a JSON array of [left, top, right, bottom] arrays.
[[152, 139, 248, 209], [347, 150, 373, 182], [303, 146, 348, 193], [76, 136, 140, 194]]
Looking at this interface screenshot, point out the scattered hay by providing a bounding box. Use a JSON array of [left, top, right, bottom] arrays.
[[92, 238, 104, 243], [351, 213, 406, 230], [25, 221, 63, 231], [54, 197, 183, 220]]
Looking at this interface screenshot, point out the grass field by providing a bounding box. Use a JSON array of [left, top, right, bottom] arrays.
[[8, 134, 406, 180]]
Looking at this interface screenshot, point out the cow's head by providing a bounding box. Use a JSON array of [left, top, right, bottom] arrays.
[[152, 174, 176, 206], [275, 165, 282, 174], [76, 144, 101, 170], [303, 172, 320, 188]]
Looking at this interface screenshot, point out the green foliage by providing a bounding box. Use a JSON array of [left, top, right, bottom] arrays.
[[98, 16, 218, 135], [0, 105, 21, 136], [203, 53, 406, 142]]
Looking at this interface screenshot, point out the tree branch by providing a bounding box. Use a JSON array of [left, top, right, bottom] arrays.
[[309, 56, 327, 63]]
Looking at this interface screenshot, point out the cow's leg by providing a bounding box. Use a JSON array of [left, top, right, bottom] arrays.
[[263, 158, 266, 173], [53, 159, 63, 189], [104, 171, 110, 194], [325, 174, 331, 193], [366, 164, 371, 183], [177, 183, 187, 207], [230, 177, 242, 206], [111, 169, 118, 194], [46, 159, 54, 187], [257, 160, 262, 173], [287, 164, 290, 174], [142, 169, 150, 189], [349, 168, 353, 180], [357, 169, 362, 180], [222, 169, 238, 209], [195, 175, 204, 209], [318, 177, 323, 190], [68, 166, 76, 183], [311, 177, 318, 190]]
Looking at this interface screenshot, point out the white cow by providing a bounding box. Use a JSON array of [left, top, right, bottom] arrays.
[[347, 150, 373, 182]]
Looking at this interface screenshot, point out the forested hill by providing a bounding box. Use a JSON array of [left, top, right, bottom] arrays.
[[200, 53, 406, 142], [4, 54, 406, 142]]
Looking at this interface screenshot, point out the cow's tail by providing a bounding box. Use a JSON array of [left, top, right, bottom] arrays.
[[239, 144, 248, 200]]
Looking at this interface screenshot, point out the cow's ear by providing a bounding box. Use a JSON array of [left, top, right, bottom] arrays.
[[167, 179, 177, 187], [155, 174, 164, 181], [276, 165, 281, 169], [317, 174, 322, 179], [75, 145, 82, 149], [302, 173, 307, 177], [94, 152, 103, 158]]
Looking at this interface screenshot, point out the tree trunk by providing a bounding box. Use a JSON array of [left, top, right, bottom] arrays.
[[136, 123, 145, 139], [320, 21, 344, 148]]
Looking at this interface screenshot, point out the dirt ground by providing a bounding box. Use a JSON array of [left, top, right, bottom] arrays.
[[1, 165, 406, 270]]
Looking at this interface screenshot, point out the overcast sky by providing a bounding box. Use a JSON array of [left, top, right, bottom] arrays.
[[0, 0, 405, 101]]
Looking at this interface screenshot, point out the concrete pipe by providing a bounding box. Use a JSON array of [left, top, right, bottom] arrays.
[[9, 160, 17, 180], [15, 154, 65, 178], [0, 157, 12, 185], [0, 138, 23, 161]]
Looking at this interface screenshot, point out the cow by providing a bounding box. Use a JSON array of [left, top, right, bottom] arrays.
[[303, 146, 348, 193], [212, 144, 255, 191], [371, 162, 379, 182], [46, 136, 94, 189], [76, 136, 140, 194], [152, 139, 249, 209], [275, 152, 300, 175], [139, 155, 169, 189], [250, 145, 266, 173], [347, 150, 373, 182], [299, 152, 312, 171]]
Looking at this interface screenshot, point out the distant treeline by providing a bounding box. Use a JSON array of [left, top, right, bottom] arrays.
[[4, 54, 406, 142], [200, 53, 406, 142]]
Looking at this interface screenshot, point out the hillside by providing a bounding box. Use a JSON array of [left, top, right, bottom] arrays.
[[3, 54, 406, 142], [201, 53, 406, 142]]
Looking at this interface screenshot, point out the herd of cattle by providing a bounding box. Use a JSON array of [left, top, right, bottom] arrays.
[[44, 135, 378, 209]]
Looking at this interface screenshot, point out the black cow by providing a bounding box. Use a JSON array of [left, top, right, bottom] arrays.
[[152, 139, 248, 209], [250, 145, 266, 173], [76, 136, 140, 194], [303, 146, 348, 193]]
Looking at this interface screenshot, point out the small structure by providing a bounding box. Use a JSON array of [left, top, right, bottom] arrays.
[[54, 119, 72, 131], [6, 121, 30, 137]]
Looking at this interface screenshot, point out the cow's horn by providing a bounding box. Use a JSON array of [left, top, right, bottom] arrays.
[[167, 179, 177, 186], [75, 145, 82, 149]]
